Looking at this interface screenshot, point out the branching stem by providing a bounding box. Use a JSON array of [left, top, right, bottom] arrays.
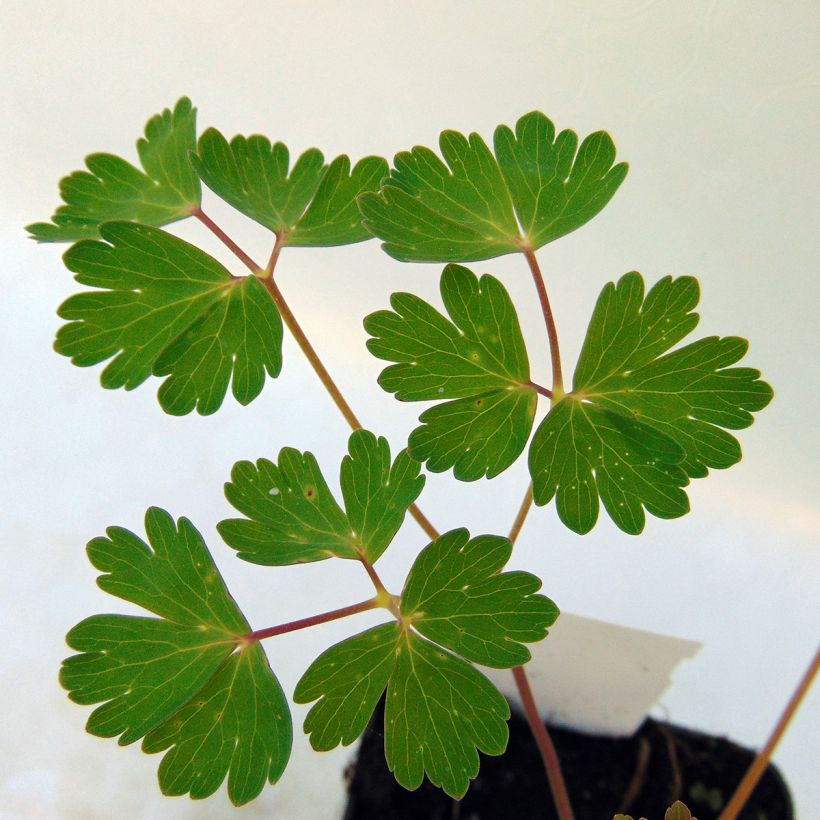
[[192, 209, 440, 542], [191, 207, 260, 274], [509, 247, 574, 820], [718, 643, 820, 820], [245, 597, 378, 642]]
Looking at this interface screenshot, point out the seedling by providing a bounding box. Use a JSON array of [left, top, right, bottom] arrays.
[[30, 99, 811, 818]]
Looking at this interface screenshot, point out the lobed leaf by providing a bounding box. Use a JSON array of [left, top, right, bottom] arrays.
[[56, 221, 282, 415], [295, 527, 557, 797], [218, 429, 424, 566], [28, 98, 200, 241], [365, 263, 536, 479], [295, 624, 510, 799], [60, 508, 292, 805], [529, 272, 773, 533], [401, 529, 559, 667], [194, 129, 387, 246], [358, 110, 627, 262]]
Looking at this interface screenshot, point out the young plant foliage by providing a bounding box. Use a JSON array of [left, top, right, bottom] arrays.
[[56, 222, 283, 415], [193, 129, 388, 245], [28, 98, 200, 242], [218, 429, 425, 565], [529, 272, 773, 534], [365, 263, 537, 480], [359, 110, 628, 262], [60, 507, 291, 806], [295, 522, 558, 798]]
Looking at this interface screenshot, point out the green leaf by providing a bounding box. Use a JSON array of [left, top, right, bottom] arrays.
[[295, 527, 557, 796], [529, 272, 773, 534], [365, 263, 536, 479], [358, 110, 627, 262], [294, 622, 399, 751], [28, 98, 200, 242], [218, 429, 424, 566], [385, 631, 509, 797], [60, 507, 292, 806], [219, 448, 356, 566], [57, 221, 282, 415], [401, 529, 558, 667], [143, 643, 291, 805], [294, 624, 510, 799], [193, 128, 387, 246]]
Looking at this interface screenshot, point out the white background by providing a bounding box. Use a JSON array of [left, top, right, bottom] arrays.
[[1, 2, 818, 817]]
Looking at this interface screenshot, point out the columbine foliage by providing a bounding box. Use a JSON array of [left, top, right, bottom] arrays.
[[34, 99, 771, 808], [365, 263, 536, 480], [60, 508, 291, 806], [529, 272, 772, 534], [28, 98, 200, 242]]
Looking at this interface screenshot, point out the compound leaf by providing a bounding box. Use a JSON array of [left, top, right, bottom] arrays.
[[295, 526, 558, 797], [60, 507, 292, 806], [193, 129, 387, 246], [358, 110, 627, 262], [529, 272, 773, 534], [401, 529, 558, 667], [218, 429, 423, 566], [28, 98, 200, 242], [57, 221, 282, 415], [365, 263, 536, 479]]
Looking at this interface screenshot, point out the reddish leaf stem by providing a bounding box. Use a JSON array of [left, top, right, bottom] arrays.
[[526, 380, 553, 399], [522, 246, 563, 397], [245, 597, 378, 642], [191, 207, 260, 274], [718, 643, 820, 820], [191, 209, 440, 543], [512, 666, 575, 820]]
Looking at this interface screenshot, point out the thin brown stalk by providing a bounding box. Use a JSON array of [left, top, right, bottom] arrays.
[[718, 644, 820, 820], [512, 666, 575, 820]]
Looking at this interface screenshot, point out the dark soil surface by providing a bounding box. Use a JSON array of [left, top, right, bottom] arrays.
[[344, 697, 792, 819]]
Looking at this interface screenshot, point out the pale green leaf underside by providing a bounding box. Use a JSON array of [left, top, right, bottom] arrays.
[[28, 97, 200, 242], [295, 623, 510, 799], [194, 128, 387, 246], [529, 272, 773, 534], [366, 263, 535, 480], [57, 221, 282, 415], [143, 643, 291, 806], [401, 529, 559, 667], [219, 429, 424, 566], [358, 110, 627, 262], [60, 508, 292, 805]]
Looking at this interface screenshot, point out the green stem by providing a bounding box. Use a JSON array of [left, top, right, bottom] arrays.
[[246, 597, 378, 642]]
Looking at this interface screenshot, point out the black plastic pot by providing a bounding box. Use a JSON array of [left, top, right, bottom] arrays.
[[344, 697, 793, 820]]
